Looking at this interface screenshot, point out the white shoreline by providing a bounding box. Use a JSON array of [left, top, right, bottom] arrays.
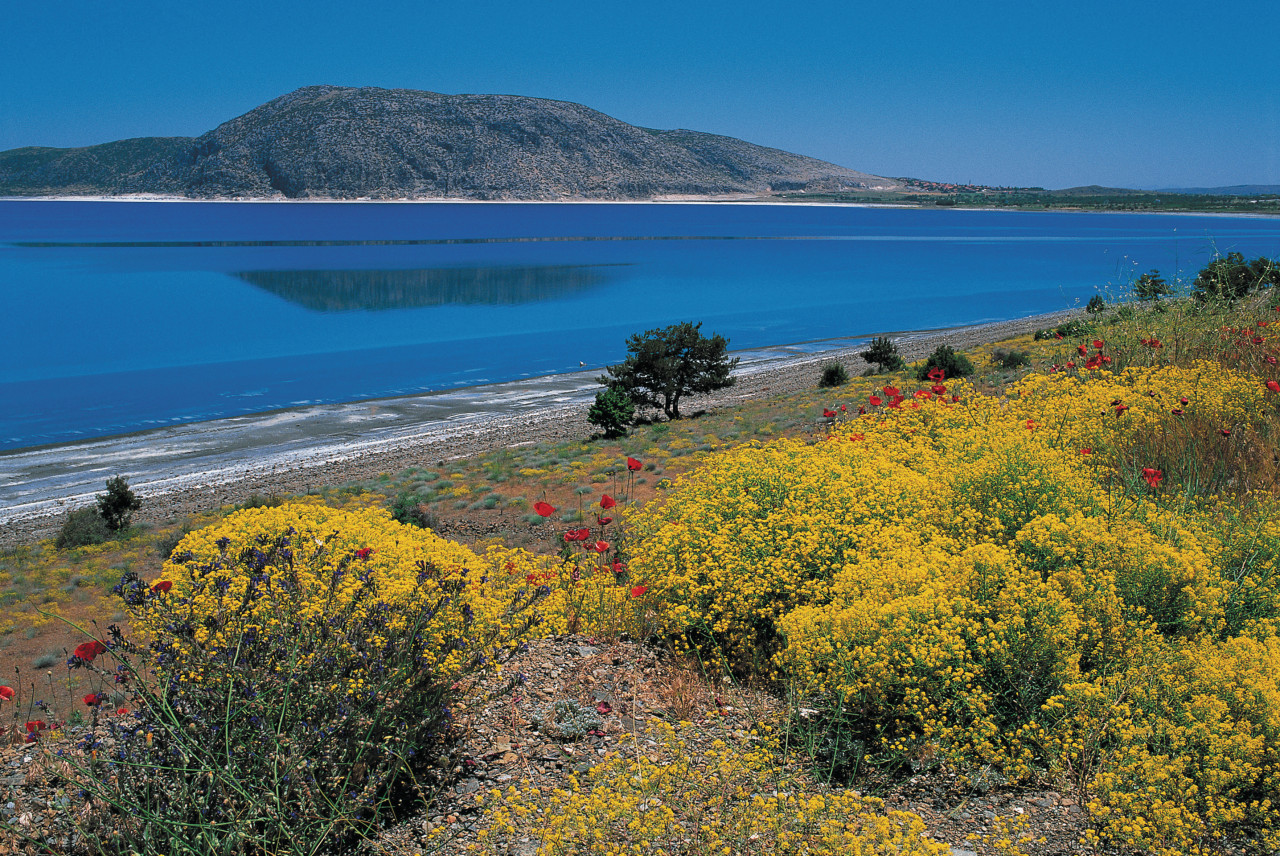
[[0, 309, 1083, 546]]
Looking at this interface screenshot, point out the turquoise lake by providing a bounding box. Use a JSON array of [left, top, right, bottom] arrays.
[[2, 201, 1279, 451]]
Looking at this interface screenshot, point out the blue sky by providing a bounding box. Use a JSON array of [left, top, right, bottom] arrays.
[[2, 0, 1277, 189]]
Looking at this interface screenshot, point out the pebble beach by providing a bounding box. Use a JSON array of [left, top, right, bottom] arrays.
[[0, 308, 1082, 547]]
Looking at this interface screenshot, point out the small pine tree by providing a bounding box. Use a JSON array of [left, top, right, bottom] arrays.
[[97, 475, 141, 533], [860, 337, 904, 373], [1086, 295, 1106, 313], [1133, 269, 1172, 301], [587, 386, 636, 438]]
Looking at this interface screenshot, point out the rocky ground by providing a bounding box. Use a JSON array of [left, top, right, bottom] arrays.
[[2, 636, 1094, 855]]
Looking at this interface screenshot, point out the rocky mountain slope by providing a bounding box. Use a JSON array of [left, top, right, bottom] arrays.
[[0, 86, 897, 199]]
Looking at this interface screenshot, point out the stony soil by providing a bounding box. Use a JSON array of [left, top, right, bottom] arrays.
[[1, 637, 1094, 855]]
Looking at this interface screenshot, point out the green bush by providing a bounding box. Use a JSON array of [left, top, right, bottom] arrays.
[[56, 507, 112, 550], [97, 475, 141, 532], [232, 493, 284, 511], [916, 344, 975, 381], [859, 337, 904, 373], [1192, 252, 1280, 303], [1086, 295, 1107, 313], [818, 362, 850, 388], [587, 386, 636, 438], [991, 349, 1031, 369], [1033, 319, 1093, 341], [390, 492, 435, 528]]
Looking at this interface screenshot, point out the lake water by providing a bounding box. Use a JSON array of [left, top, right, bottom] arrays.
[[2, 201, 1279, 451]]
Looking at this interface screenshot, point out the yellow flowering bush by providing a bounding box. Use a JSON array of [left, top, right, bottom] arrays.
[[64, 503, 556, 856], [472, 719, 947, 855], [630, 359, 1280, 853]]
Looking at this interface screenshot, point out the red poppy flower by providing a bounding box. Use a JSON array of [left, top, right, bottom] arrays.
[[857, 405, 866, 414], [883, 386, 901, 398], [823, 408, 837, 418], [526, 573, 538, 584], [73, 641, 107, 663], [887, 398, 903, 409], [596, 701, 612, 715], [0, 686, 13, 701], [1180, 397, 1190, 405], [1115, 404, 1130, 416], [626, 457, 642, 471], [931, 384, 947, 395], [593, 540, 610, 553], [851, 433, 865, 441], [914, 389, 931, 399], [1080, 448, 1092, 455], [1266, 356, 1278, 365], [951, 394, 961, 403], [928, 367, 946, 382], [1025, 420, 1036, 430], [840, 404, 847, 412], [1171, 408, 1184, 416], [1077, 344, 1088, 357], [598, 516, 613, 526], [1093, 339, 1104, 350], [869, 394, 882, 406], [1101, 355, 1112, 364], [1141, 467, 1163, 489], [1267, 380, 1280, 393], [1254, 336, 1266, 345], [116, 707, 129, 716], [611, 561, 626, 574], [83, 693, 105, 707], [150, 580, 172, 594], [629, 585, 647, 598], [354, 547, 374, 560], [534, 501, 555, 517], [1085, 356, 1101, 370], [1220, 428, 1232, 437], [600, 494, 617, 509], [25, 720, 48, 733]]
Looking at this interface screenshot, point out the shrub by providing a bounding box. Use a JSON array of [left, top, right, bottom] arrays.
[[818, 362, 850, 388], [991, 348, 1031, 369], [599, 321, 738, 420], [916, 344, 974, 380], [53, 504, 551, 856], [586, 385, 636, 438], [55, 506, 111, 549], [1192, 252, 1280, 303], [153, 524, 193, 560], [97, 475, 141, 532], [389, 492, 434, 528], [232, 493, 283, 511], [1086, 295, 1107, 313], [1034, 319, 1093, 341], [860, 336, 905, 373], [631, 359, 1280, 852]]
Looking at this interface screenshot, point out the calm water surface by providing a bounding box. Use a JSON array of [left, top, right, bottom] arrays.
[[2, 201, 1278, 450]]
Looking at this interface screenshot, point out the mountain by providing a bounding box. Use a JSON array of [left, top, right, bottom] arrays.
[[0, 86, 898, 200]]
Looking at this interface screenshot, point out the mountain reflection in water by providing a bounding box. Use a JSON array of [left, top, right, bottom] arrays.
[[235, 264, 619, 311]]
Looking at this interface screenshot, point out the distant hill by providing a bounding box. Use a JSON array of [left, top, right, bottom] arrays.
[[0, 86, 898, 200], [1155, 185, 1280, 196]]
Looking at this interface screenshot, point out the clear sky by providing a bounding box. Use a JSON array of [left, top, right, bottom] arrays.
[[3, 0, 1277, 190]]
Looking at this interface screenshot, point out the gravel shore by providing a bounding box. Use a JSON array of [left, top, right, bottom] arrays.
[[0, 308, 1081, 547]]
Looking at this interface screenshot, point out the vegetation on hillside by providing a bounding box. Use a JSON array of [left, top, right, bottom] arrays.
[[3, 269, 1280, 855]]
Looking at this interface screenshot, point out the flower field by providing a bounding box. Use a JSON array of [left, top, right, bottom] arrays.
[[2, 294, 1279, 855]]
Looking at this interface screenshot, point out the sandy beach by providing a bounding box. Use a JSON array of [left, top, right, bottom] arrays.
[[0, 308, 1081, 546]]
